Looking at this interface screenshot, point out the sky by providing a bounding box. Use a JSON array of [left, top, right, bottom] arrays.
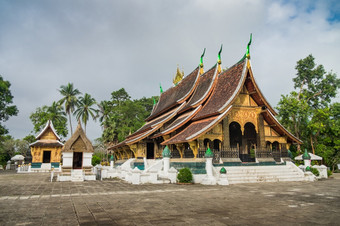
[[1, 0, 339, 141]]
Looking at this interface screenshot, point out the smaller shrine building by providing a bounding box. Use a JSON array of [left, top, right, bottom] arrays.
[[29, 120, 63, 171]]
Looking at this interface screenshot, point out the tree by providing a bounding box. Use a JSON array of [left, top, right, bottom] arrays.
[[58, 83, 81, 135], [277, 55, 340, 167], [0, 75, 18, 138], [30, 102, 68, 138], [74, 93, 98, 134], [100, 88, 158, 145], [293, 54, 340, 109]]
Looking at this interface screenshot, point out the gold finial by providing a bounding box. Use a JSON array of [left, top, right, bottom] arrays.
[[173, 65, 184, 86]]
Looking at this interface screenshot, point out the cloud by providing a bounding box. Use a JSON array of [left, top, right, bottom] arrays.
[[1, 0, 339, 141]]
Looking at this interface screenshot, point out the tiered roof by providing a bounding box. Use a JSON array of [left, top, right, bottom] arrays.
[[109, 44, 302, 150]]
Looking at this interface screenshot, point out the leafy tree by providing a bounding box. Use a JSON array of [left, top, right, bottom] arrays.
[[0, 75, 18, 137], [58, 83, 81, 135], [30, 102, 68, 138], [277, 55, 339, 170], [74, 93, 98, 134], [293, 55, 340, 109], [23, 135, 36, 144], [100, 88, 158, 145]]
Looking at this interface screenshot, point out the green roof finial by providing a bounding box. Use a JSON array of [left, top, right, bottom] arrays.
[[205, 147, 214, 158], [162, 146, 171, 158], [217, 44, 223, 64], [246, 33, 252, 59], [199, 48, 206, 67], [152, 97, 156, 106], [302, 149, 311, 160], [160, 83, 163, 94], [220, 167, 227, 174]]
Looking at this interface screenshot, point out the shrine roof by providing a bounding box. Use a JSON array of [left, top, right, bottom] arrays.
[[147, 67, 200, 121], [194, 59, 247, 120], [62, 122, 94, 152], [180, 64, 217, 113], [35, 120, 61, 140], [29, 140, 64, 147]]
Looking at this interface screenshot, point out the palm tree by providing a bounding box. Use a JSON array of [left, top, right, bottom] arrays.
[[58, 83, 81, 135], [47, 101, 66, 124], [74, 93, 98, 134], [47, 101, 68, 137]]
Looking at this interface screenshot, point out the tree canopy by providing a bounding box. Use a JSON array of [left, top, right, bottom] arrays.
[[0, 75, 18, 138], [99, 88, 158, 145], [277, 54, 340, 170], [30, 102, 68, 138]]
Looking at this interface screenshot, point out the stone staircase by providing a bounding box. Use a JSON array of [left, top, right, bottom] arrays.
[[225, 163, 307, 184], [71, 169, 84, 182]]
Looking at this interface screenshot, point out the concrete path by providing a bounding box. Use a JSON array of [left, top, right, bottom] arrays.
[[0, 171, 339, 225]]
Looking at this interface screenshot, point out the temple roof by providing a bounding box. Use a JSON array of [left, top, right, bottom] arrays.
[[180, 64, 217, 113], [29, 140, 64, 147], [62, 122, 94, 152], [162, 106, 232, 145], [35, 120, 61, 140], [262, 109, 302, 144], [193, 59, 247, 120], [147, 67, 200, 121]]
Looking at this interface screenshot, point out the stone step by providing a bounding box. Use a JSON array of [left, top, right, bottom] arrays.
[[223, 165, 305, 184]]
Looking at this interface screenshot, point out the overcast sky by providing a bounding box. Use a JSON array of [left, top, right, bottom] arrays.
[[1, 0, 339, 141]]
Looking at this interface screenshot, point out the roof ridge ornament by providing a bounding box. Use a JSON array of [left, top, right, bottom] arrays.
[[217, 44, 223, 73], [159, 83, 163, 94], [246, 33, 252, 59], [173, 65, 184, 86], [199, 48, 206, 75]]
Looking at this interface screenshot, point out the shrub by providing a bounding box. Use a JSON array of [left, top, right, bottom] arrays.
[[311, 167, 320, 177], [327, 170, 333, 177], [92, 155, 101, 166], [177, 168, 193, 183]]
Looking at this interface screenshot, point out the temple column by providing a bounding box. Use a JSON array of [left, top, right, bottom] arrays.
[[257, 113, 266, 149], [222, 117, 230, 149]]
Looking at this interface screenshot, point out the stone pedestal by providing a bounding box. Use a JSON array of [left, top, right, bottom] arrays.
[[131, 167, 141, 184], [304, 159, 311, 167], [163, 157, 170, 174], [201, 157, 216, 185]]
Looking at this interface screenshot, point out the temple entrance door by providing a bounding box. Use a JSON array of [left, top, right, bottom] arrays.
[[146, 143, 154, 159], [229, 122, 242, 158], [73, 152, 83, 169], [243, 122, 257, 162], [43, 151, 51, 163]]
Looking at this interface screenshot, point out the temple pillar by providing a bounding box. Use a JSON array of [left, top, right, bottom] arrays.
[[222, 117, 230, 149], [257, 113, 266, 149]]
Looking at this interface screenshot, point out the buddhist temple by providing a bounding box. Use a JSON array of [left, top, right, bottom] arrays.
[[29, 120, 63, 171], [109, 36, 302, 164]]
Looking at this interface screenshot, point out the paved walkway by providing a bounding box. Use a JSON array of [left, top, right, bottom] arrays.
[[0, 171, 339, 225]]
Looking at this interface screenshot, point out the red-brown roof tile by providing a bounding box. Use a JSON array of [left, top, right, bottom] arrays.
[[180, 65, 217, 113], [147, 67, 200, 121], [194, 59, 246, 120]]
